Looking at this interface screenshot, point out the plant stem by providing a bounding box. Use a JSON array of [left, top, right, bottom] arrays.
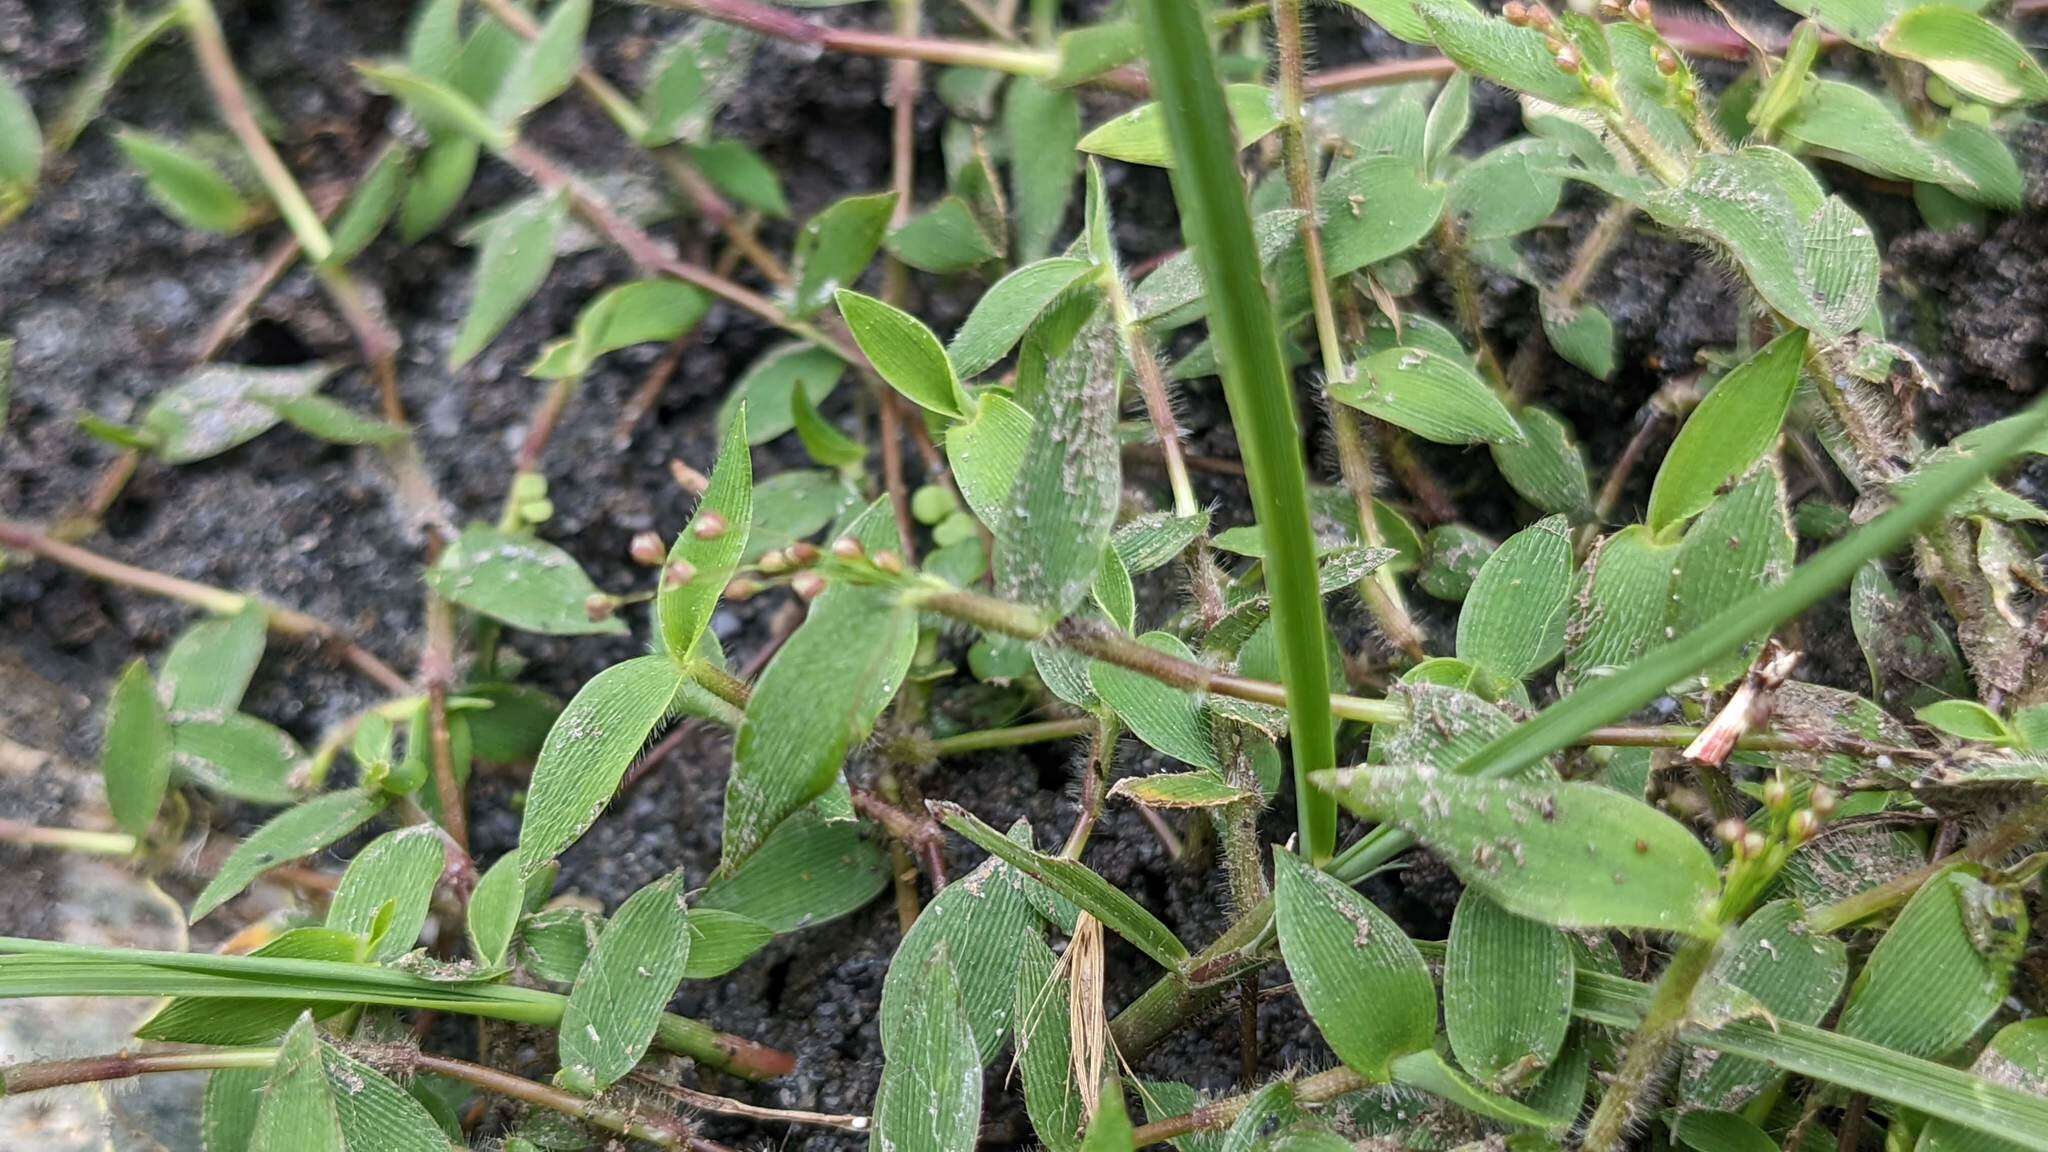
[[1807, 795, 2048, 934], [0, 520, 411, 694], [471, 0, 788, 285], [178, 0, 332, 263], [655, 0, 1061, 78], [1133, 0, 1335, 863], [927, 717, 1096, 756], [0, 821, 138, 856], [1269, 1, 1425, 661], [1131, 1065, 1367, 1146], [0, 1046, 726, 1151], [1101, 268, 1199, 518], [1506, 201, 1635, 402], [631, 1075, 872, 1132], [1582, 933, 1721, 1152]]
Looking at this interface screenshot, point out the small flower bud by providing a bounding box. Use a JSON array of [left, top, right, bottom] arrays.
[[1655, 47, 1680, 76], [1628, 0, 1653, 22], [1714, 818, 1748, 846], [725, 576, 762, 601], [1524, 4, 1554, 29], [791, 572, 828, 602], [757, 549, 790, 575], [584, 594, 615, 623], [831, 536, 865, 561], [1598, 0, 1627, 15], [693, 512, 729, 540], [1555, 44, 1581, 74], [1763, 777, 1790, 810], [788, 542, 821, 566], [1740, 830, 1768, 860], [664, 561, 698, 588], [1809, 784, 1838, 818], [872, 550, 905, 575], [1503, 1, 1529, 23], [629, 531, 666, 567], [1789, 809, 1820, 844]]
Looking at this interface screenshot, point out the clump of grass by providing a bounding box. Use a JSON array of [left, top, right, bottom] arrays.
[[3, 0, 2048, 1150]]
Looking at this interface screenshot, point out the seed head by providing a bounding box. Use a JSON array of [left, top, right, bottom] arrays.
[[1809, 784, 1838, 818], [1629, 0, 1654, 22], [872, 549, 905, 575], [1789, 809, 1820, 844], [791, 572, 828, 602], [1503, 1, 1529, 23], [1554, 44, 1581, 74], [1714, 818, 1748, 846], [831, 536, 865, 561], [1740, 830, 1768, 860], [788, 542, 821, 566], [1655, 48, 1680, 76], [664, 561, 697, 588], [725, 576, 762, 601], [693, 512, 729, 540], [757, 549, 790, 575], [1763, 777, 1789, 810], [584, 594, 615, 623]]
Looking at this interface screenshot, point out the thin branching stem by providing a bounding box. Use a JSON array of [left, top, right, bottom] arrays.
[[0, 521, 411, 693], [1582, 933, 1722, 1152]]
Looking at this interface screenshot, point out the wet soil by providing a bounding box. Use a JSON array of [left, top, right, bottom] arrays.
[[1, 1, 2043, 1149]]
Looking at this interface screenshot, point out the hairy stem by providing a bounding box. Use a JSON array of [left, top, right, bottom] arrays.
[[1582, 934, 1721, 1152]]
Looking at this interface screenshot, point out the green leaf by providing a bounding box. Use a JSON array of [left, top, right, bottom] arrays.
[[1015, 932, 1082, 1152], [406, 0, 463, 80], [659, 410, 753, 661], [1136, 209, 1301, 327], [250, 1016, 344, 1152], [1539, 298, 1615, 382], [1780, 79, 1964, 189], [328, 146, 409, 264], [719, 342, 847, 445], [1445, 889, 1573, 1089], [1050, 22, 1143, 87], [328, 825, 446, 963], [1077, 84, 1281, 167], [1417, 0, 1590, 105], [1647, 331, 1807, 538], [936, 803, 1189, 969], [637, 23, 750, 146], [789, 191, 896, 320], [1456, 514, 1572, 680], [427, 525, 624, 636], [1916, 699, 2014, 743], [114, 128, 253, 233], [1094, 633, 1220, 770], [996, 314, 1121, 614], [1879, 8, 2048, 107], [489, 0, 590, 124], [162, 609, 266, 713], [1916, 1020, 2048, 1152], [191, 790, 387, 923], [721, 521, 918, 870], [945, 390, 1035, 528], [1328, 0, 1446, 44], [205, 1067, 268, 1152], [1330, 347, 1524, 446], [1004, 80, 1082, 261], [871, 944, 982, 1152], [357, 60, 511, 153], [529, 279, 709, 380], [1386, 1047, 1562, 1131], [1448, 140, 1571, 241], [398, 136, 477, 242], [259, 395, 407, 446], [881, 844, 1038, 1063], [1113, 511, 1210, 574], [467, 849, 527, 966], [0, 68, 40, 197], [1272, 848, 1437, 1080], [1836, 865, 2024, 1061], [886, 196, 1003, 274], [1304, 154, 1449, 285], [1668, 467, 1796, 689], [1564, 525, 1680, 686], [1425, 72, 1473, 171], [1681, 899, 1849, 1113], [449, 190, 568, 367], [1319, 767, 1720, 935], [518, 656, 683, 873], [792, 384, 866, 471], [743, 469, 860, 563], [1676, 1110, 1780, 1152], [1924, 119, 2023, 211], [685, 138, 789, 217], [103, 658, 171, 840], [1492, 404, 1594, 518], [556, 868, 692, 1093], [321, 1042, 455, 1152], [1108, 772, 1255, 809], [836, 290, 971, 418], [949, 258, 1098, 378], [141, 362, 338, 464], [171, 713, 304, 805], [683, 908, 774, 979], [698, 802, 890, 932], [1079, 1077, 1135, 1152]]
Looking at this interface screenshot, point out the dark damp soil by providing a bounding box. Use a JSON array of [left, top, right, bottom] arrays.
[[1, 1, 2043, 1149]]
